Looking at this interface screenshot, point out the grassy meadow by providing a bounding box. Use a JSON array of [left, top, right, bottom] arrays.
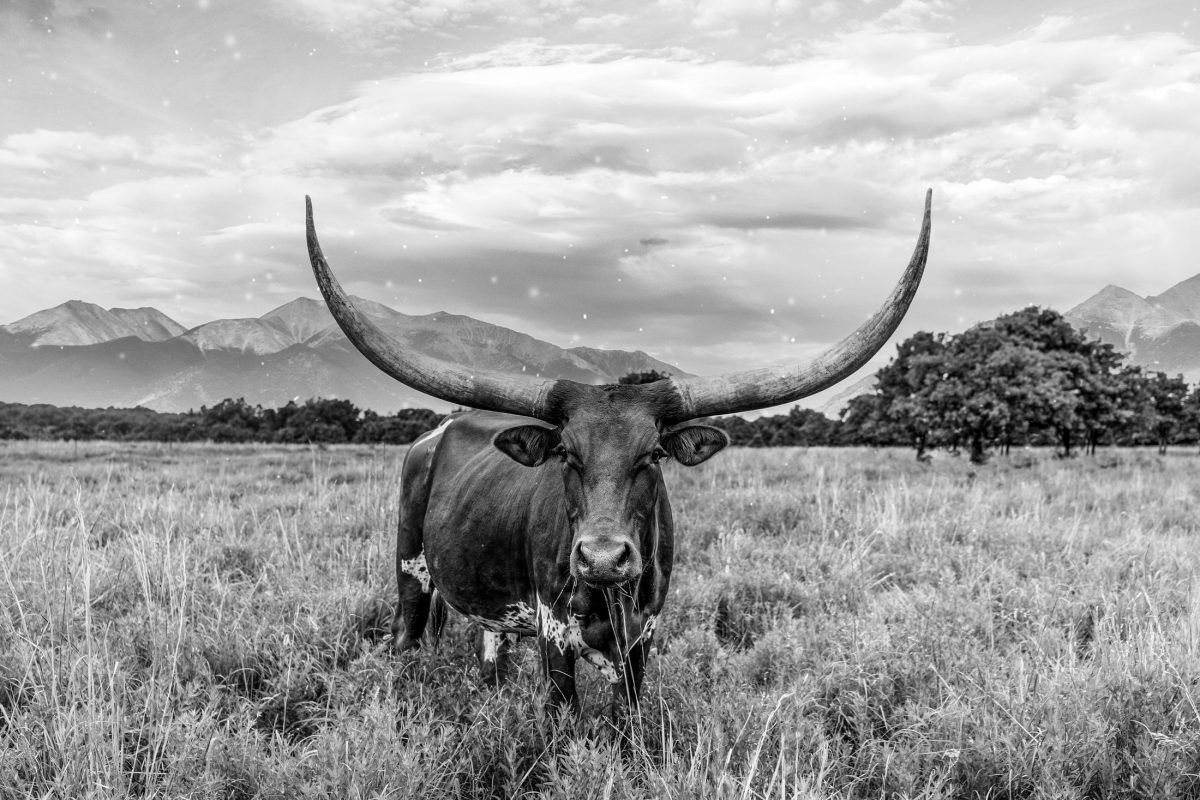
[[2, 441, 1200, 798]]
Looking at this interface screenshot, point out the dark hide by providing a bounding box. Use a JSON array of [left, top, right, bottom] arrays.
[[393, 383, 724, 712]]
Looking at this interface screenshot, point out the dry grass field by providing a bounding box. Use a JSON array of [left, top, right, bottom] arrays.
[[2, 441, 1200, 798]]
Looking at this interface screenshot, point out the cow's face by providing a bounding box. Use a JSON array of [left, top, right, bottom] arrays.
[[494, 398, 727, 586]]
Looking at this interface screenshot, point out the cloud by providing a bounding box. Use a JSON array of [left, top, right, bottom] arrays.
[[276, 0, 588, 39], [0, 0, 113, 36], [683, 0, 803, 34], [252, 30, 1200, 367], [574, 13, 628, 31], [269, 0, 848, 59], [3, 9, 1200, 388], [0, 130, 139, 170], [875, 0, 952, 30]]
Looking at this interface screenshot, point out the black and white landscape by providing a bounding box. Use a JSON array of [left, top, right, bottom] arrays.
[[4, 2, 1200, 797]]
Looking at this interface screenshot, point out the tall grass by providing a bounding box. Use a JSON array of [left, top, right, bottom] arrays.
[[1, 441, 1199, 798]]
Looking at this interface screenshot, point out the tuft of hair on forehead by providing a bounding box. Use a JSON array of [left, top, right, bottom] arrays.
[[545, 379, 687, 426]]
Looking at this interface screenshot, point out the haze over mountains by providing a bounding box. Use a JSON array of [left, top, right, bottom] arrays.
[[1064, 273, 1200, 383], [0, 298, 687, 413], [6, 270, 1198, 416]]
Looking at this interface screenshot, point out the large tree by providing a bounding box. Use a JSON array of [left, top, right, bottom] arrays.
[[852, 307, 1134, 461]]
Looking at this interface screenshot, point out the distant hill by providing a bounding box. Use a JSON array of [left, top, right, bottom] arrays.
[[0, 297, 690, 413], [4, 300, 186, 346], [1065, 273, 1200, 383]]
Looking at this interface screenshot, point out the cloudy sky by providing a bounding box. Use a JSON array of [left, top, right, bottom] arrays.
[[2, 0, 1198, 397]]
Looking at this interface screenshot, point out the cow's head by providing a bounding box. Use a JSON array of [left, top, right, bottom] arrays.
[[304, 190, 931, 584], [492, 384, 727, 585]]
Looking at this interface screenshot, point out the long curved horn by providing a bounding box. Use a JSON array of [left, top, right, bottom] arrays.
[[306, 197, 560, 419], [666, 189, 932, 421]]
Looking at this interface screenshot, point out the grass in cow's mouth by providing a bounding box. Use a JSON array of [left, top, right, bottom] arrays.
[[2, 440, 1200, 797]]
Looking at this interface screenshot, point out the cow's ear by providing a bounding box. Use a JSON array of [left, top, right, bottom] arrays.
[[494, 425, 561, 467], [661, 424, 728, 467]]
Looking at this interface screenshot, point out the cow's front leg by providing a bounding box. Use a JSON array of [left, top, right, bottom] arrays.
[[538, 635, 578, 712]]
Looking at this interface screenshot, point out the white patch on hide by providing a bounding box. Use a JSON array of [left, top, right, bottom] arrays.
[[536, 596, 577, 653], [500, 602, 536, 632], [480, 631, 501, 663], [467, 602, 536, 635], [581, 650, 621, 684], [537, 597, 621, 684], [399, 552, 431, 593]]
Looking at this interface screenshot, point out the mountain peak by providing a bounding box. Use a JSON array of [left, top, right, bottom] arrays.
[[3, 300, 182, 346], [1066, 283, 1155, 326], [108, 307, 186, 341], [260, 296, 326, 317], [61, 299, 104, 310], [1095, 284, 1141, 299], [259, 297, 337, 345], [34, 299, 110, 319], [1149, 273, 1200, 321]]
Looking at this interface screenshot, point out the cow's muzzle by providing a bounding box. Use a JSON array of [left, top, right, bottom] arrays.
[[573, 535, 640, 586]]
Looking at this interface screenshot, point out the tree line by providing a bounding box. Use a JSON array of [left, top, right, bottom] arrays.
[[2, 307, 1198, 456], [0, 398, 443, 445]]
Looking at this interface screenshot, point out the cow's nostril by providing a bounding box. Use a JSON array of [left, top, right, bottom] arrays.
[[574, 541, 592, 570]]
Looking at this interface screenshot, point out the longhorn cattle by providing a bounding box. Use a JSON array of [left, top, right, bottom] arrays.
[[306, 190, 932, 713]]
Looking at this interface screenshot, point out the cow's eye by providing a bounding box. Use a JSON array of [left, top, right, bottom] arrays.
[[551, 444, 567, 461], [650, 447, 668, 463]]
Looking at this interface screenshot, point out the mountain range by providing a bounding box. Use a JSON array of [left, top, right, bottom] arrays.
[[1064, 273, 1200, 383], [0, 298, 688, 413], [7, 271, 1197, 417]]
